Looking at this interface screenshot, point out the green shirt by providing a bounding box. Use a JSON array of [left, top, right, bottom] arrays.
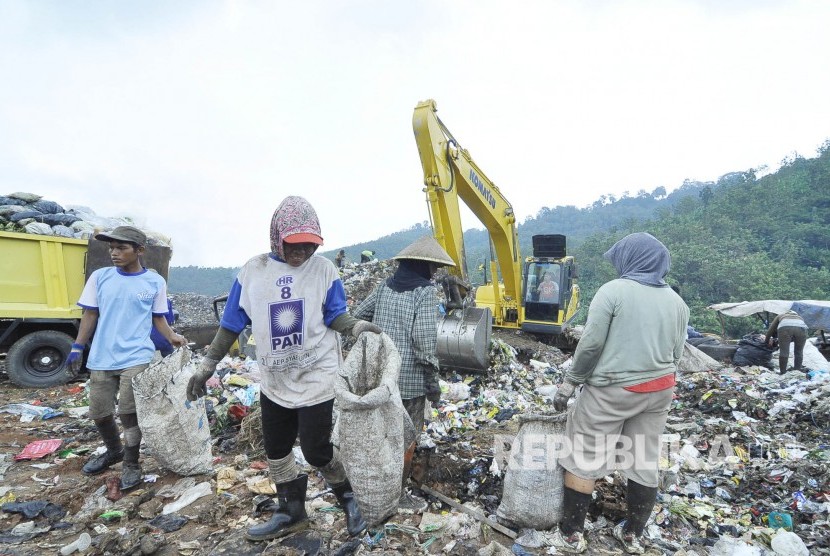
[[566, 279, 689, 387]]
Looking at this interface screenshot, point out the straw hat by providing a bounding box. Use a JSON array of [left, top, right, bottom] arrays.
[[393, 236, 456, 266]]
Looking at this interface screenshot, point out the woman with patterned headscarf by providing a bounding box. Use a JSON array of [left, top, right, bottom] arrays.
[[187, 196, 381, 541], [550, 232, 689, 554]]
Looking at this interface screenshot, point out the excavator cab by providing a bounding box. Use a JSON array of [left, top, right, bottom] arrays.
[[523, 261, 562, 319], [520, 235, 579, 336]]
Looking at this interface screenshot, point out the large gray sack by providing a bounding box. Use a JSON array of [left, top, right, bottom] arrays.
[[334, 332, 405, 528], [132, 348, 213, 475], [496, 413, 566, 530]]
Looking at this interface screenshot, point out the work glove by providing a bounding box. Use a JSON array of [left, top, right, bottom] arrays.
[[351, 320, 382, 338], [66, 343, 84, 374], [186, 357, 219, 402], [553, 381, 577, 412], [424, 372, 441, 404]]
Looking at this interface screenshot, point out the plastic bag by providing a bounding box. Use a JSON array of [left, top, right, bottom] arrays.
[[132, 349, 213, 475], [732, 333, 774, 367]]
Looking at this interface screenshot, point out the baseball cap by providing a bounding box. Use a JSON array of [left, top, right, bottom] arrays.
[[95, 225, 147, 246], [283, 232, 324, 245]]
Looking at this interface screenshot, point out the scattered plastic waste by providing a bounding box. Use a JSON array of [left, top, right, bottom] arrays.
[[0, 403, 63, 422], [162, 481, 212, 514], [769, 530, 809, 556], [149, 513, 189, 532], [767, 511, 793, 530], [14, 439, 62, 461], [59, 532, 91, 555]]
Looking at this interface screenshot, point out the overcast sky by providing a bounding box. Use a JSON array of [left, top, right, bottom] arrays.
[[2, 1, 828, 267]]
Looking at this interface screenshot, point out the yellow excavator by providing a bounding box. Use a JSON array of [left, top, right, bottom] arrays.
[[412, 99, 580, 371]]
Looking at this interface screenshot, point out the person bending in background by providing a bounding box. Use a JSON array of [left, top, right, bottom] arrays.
[[68, 226, 186, 491], [551, 233, 689, 554], [765, 310, 809, 373], [186, 196, 381, 541], [351, 235, 455, 514]]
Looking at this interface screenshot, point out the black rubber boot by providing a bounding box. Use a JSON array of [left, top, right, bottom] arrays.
[[82, 416, 124, 475], [332, 480, 367, 536], [624, 480, 658, 536], [82, 449, 124, 475], [559, 487, 592, 535], [120, 462, 142, 490], [245, 474, 309, 541]]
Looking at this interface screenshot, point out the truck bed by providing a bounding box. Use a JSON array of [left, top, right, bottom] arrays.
[[0, 231, 88, 319]]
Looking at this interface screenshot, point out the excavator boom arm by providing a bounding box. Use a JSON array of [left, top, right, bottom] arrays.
[[412, 99, 522, 307]]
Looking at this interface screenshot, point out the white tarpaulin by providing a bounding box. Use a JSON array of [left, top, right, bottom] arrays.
[[709, 300, 830, 371], [708, 300, 830, 330]]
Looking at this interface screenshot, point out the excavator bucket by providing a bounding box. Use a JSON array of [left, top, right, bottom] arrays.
[[435, 306, 492, 372]]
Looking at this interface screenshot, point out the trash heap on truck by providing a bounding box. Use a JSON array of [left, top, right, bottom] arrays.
[[0, 191, 171, 388]]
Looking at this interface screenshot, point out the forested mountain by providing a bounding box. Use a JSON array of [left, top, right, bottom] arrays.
[[167, 183, 708, 296], [574, 146, 830, 336], [169, 141, 830, 338]]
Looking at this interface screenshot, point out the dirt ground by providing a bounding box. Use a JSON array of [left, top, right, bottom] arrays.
[[0, 349, 535, 556], [2, 264, 827, 555], [0, 322, 588, 556]]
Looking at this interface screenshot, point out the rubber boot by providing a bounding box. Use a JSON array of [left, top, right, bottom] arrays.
[[624, 480, 658, 536], [82, 416, 124, 475], [332, 480, 367, 536], [245, 474, 309, 541], [559, 486, 592, 535]]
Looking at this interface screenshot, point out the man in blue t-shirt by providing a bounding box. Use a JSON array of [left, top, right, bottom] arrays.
[[67, 226, 186, 490]]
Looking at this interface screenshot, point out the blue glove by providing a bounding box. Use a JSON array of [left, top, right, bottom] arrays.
[[66, 343, 84, 373]]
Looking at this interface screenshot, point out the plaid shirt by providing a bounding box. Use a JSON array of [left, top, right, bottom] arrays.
[[352, 282, 440, 399]]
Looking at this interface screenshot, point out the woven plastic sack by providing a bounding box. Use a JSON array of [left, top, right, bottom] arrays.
[[132, 349, 213, 475], [496, 413, 566, 529], [333, 332, 405, 528]]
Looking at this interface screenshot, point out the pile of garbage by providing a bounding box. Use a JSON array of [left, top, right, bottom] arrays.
[[2, 255, 829, 555], [0, 191, 170, 245]]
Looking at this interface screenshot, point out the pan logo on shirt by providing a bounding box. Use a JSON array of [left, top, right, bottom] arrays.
[[269, 299, 304, 351]]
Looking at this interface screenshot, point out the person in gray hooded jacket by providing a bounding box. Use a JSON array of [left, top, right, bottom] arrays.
[[551, 232, 689, 554]]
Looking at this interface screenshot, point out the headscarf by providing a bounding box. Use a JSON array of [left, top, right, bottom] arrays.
[[386, 259, 433, 292], [269, 196, 323, 260], [603, 232, 670, 287]]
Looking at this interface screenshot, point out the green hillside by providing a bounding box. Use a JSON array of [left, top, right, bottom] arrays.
[[169, 141, 830, 339]]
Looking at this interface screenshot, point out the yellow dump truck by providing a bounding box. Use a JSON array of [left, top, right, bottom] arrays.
[[0, 230, 171, 387]]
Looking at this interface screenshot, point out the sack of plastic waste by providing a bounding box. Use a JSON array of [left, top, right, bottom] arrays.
[[496, 413, 567, 529], [333, 332, 406, 528], [132, 348, 213, 475]]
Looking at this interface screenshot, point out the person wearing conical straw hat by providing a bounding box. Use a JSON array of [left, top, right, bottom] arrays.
[[352, 235, 455, 514]]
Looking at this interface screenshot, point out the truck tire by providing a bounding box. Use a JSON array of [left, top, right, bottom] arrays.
[[6, 331, 74, 388]]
